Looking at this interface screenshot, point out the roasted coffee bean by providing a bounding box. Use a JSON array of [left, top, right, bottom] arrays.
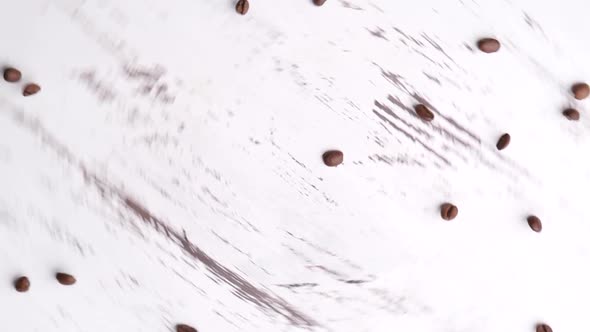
[[14, 276, 30, 292], [572, 82, 590, 100], [414, 104, 434, 121], [440, 203, 458, 221], [322, 150, 343, 167], [527, 215, 542, 233], [477, 38, 500, 53], [496, 133, 511, 150], [56, 272, 76, 285], [176, 324, 198, 332], [313, 0, 327, 5], [3, 67, 21, 82], [536, 323, 552, 332], [235, 0, 249, 15], [563, 108, 580, 121], [23, 83, 41, 96]]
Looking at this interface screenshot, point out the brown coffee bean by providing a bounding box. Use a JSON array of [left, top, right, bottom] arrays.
[[527, 215, 542, 233], [322, 150, 343, 167], [496, 133, 510, 150], [563, 108, 580, 121], [23, 83, 41, 96], [477, 38, 500, 53], [313, 0, 327, 5], [536, 323, 552, 332], [440, 203, 458, 221], [572, 82, 590, 100], [14, 276, 30, 292], [414, 104, 434, 121], [3, 67, 21, 83], [176, 324, 198, 332], [235, 0, 249, 15], [56, 272, 76, 285]]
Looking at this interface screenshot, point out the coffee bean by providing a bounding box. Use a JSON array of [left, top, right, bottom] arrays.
[[572, 82, 590, 100], [440, 203, 458, 221], [496, 133, 510, 150], [3, 67, 21, 83], [313, 0, 327, 5], [322, 150, 343, 167], [414, 104, 434, 121], [56, 272, 76, 285], [477, 38, 500, 53], [176, 324, 198, 332], [563, 108, 580, 121], [14, 276, 30, 292], [23, 83, 41, 96], [527, 215, 542, 233], [235, 0, 249, 15], [536, 323, 552, 332]]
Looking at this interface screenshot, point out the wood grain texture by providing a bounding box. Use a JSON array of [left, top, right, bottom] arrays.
[[2, 0, 590, 331]]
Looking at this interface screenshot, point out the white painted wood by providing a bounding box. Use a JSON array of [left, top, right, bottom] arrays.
[[2, 0, 590, 331]]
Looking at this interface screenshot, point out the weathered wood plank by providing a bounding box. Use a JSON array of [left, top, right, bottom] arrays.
[[2, 0, 590, 331]]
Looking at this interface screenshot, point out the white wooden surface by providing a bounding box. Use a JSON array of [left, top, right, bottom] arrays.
[[2, 0, 590, 331]]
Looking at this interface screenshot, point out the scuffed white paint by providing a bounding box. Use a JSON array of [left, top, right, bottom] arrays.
[[2, 0, 590, 331]]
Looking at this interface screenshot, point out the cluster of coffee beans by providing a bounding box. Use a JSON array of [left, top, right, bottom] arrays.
[[235, 0, 326, 15], [319, 36, 561, 332], [14, 271, 199, 331], [0, 24, 558, 332], [414, 102, 519, 152], [13, 272, 76, 292], [564, 82, 589, 120], [322, 39, 560, 223], [3, 66, 199, 330], [3, 67, 41, 96], [475, 38, 589, 121], [383, 38, 571, 231]]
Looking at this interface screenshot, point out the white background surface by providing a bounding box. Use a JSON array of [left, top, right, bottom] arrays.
[[2, 0, 590, 331]]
